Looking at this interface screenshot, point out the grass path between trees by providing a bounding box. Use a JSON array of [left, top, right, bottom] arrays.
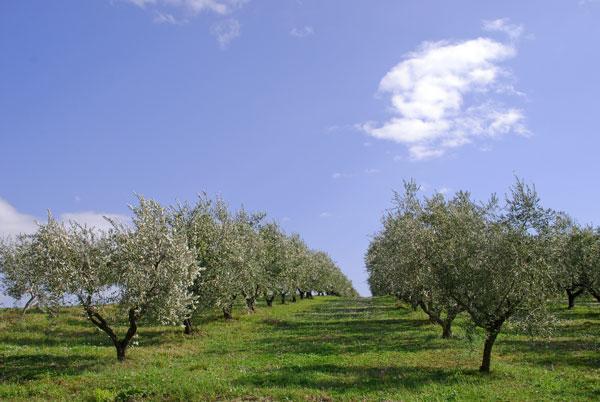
[[1, 296, 599, 401]]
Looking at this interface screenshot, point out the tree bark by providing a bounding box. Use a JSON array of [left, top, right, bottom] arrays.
[[291, 294, 297, 302], [299, 290, 305, 299], [223, 305, 233, 320], [442, 320, 453, 339], [245, 297, 256, 313], [22, 294, 37, 316], [266, 295, 274, 307], [567, 288, 584, 309], [183, 318, 193, 335], [479, 330, 499, 373], [306, 291, 313, 299], [280, 293, 286, 304], [82, 302, 138, 362]]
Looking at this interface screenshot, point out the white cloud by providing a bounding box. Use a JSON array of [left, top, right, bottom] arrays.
[[482, 18, 524, 41], [332, 172, 352, 179], [0, 198, 38, 238], [362, 26, 528, 160], [0, 197, 129, 239], [211, 18, 241, 49], [123, 0, 246, 15], [319, 212, 332, 218], [153, 11, 183, 24], [290, 26, 314, 38]]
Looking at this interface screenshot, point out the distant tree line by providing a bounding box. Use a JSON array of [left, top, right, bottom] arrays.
[[0, 195, 356, 361], [366, 178, 599, 373]]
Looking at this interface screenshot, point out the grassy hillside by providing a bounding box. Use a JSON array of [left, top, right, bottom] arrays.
[[0, 296, 598, 401]]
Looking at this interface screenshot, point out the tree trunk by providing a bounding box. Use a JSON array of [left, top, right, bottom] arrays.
[[245, 298, 256, 313], [589, 288, 600, 303], [82, 302, 138, 362], [306, 291, 313, 299], [442, 320, 453, 339], [299, 291, 305, 300], [183, 318, 193, 335], [22, 294, 37, 316], [266, 295, 274, 307], [116, 344, 126, 362], [479, 331, 499, 373], [567, 288, 584, 309], [223, 305, 233, 320], [280, 293, 286, 304], [291, 294, 297, 302]]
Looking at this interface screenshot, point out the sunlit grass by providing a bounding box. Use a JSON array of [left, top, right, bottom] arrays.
[[1, 296, 598, 401]]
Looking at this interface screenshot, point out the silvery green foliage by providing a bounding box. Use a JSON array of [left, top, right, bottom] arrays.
[[366, 180, 463, 338], [110, 196, 199, 324], [24, 196, 199, 360], [367, 178, 561, 372], [176, 194, 357, 322], [0, 230, 62, 312], [259, 222, 292, 299]]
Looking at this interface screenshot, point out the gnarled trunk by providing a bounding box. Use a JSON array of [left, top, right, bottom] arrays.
[[280, 293, 286, 304], [245, 297, 256, 313], [22, 294, 37, 316], [223, 305, 233, 320], [183, 318, 193, 335], [83, 304, 138, 362], [265, 295, 275, 307], [442, 320, 453, 339], [567, 288, 584, 309], [479, 330, 499, 373]]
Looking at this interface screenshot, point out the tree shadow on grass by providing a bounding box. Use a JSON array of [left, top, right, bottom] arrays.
[[500, 338, 600, 369], [0, 322, 185, 349], [0, 353, 107, 382], [234, 363, 479, 394], [252, 298, 444, 356]]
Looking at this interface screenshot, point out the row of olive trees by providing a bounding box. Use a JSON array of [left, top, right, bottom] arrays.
[[366, 178, 599, 373], [0, 195, 356, 361]]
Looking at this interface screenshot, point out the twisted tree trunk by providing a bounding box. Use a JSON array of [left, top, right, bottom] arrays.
[[566, 288, 584, 309]]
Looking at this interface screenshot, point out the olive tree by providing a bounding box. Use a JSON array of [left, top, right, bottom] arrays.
[[36, 197, 198, 361], [434, 180, 557, 373], [0, 233, 62, 314], [366, 181, 463, 338]]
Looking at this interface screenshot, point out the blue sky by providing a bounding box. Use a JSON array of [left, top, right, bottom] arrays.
[[1, 0, 600, 302]]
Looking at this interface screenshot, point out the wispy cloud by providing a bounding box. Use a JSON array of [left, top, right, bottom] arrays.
[[319, 212, 332, 218], [361, 19, 528, 161], [290, 26, 314, 38], [153, 11, 184, 24], [482, 18, 524, 41], [211, 18, 241, 49], [117, 0, 248, 46], [364, 168, 380, 175], [122, 0, 247, 16], [332, 172, 352, 179]]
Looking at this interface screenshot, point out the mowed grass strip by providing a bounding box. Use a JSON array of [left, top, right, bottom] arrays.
[[0, 296, 598, 401]]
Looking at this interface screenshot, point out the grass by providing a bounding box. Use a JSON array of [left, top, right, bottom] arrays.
[[0, 296, 599, 401]]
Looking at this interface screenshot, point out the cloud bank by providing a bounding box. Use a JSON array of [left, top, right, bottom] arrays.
[[362, 19, 528, 160]]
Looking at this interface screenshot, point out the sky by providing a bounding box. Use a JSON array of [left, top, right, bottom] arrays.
[[1, 0, 600, 304]]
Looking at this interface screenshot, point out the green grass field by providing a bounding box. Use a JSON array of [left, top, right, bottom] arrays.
[[0, 296, 598, 401]]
